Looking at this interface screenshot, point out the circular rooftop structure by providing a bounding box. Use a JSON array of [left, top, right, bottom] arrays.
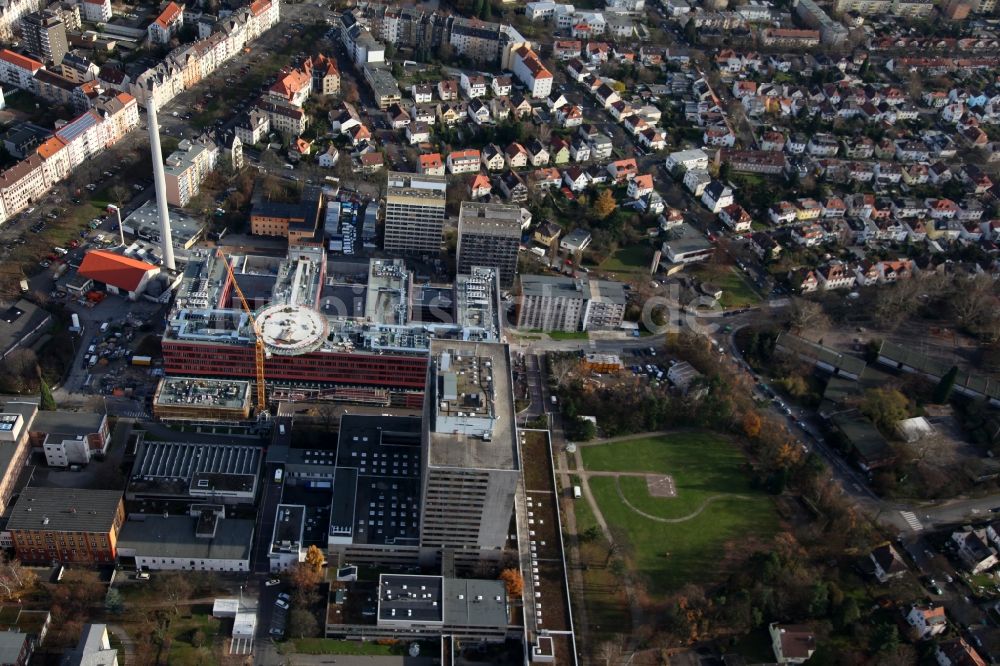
[[256, 304, 329, 356]]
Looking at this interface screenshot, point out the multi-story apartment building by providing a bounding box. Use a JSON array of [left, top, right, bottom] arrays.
[[0, 50, 44, 90], [21, 10, 67, 65], [0, 0, 46, 41], [305, 53, 339, 95], [163, 139, 219, 207], [147, 1, 183, 44], [510, 45, 552, 98], [7, 487, 125, 564], [420, 340, 520, 566], [456, 201, 521, 287], [267, 67, 311, 107], [80, 0, 111, 22], [383, 171, 447, 254], [362, 63, 401, 110], [235, 109, 269, 145], [255, 97, 307, 137]]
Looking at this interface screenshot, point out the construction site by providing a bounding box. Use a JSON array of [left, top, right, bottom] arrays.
[[160, 245, 505, 414]]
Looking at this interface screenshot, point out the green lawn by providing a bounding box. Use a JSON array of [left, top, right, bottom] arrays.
[[695, 266, 762, 309], [581, 432, 779, 594], [166, 612, 222, 666], [598, 245, 655, 274], [548, 330, 589, 341]]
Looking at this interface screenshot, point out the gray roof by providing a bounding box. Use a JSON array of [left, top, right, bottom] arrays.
[[878, 340, 1000, 400], [426, 340, 518, 472], [378, 574, 443, 623], [0, 631, 26, 662], [63, 624, 117, 666], [520, 274, 590, 299], [30, 410, 105, 438], [0, 299, 52, 357], [663, 223, 711, 255], [117, 514, 254, 562], [7, 487, 121, 533], [458, 201, 522, 238], [442, 578, 508, 629], [589, 280, 627, 306]]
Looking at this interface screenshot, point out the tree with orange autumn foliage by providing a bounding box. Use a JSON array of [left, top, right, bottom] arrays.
[[499, 568, 523, 597], [741, 411, 762, 439]]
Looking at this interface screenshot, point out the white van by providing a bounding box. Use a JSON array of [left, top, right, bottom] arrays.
[[573, 485, 582, 500], [274, 468, 283, 483]]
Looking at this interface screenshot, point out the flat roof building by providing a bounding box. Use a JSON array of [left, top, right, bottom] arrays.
[[421, 340, 520, 565], [122, 200, 205, 250], [383, 171, 447, 255], [456, 201, 522, 288], [152, 378, 252, 421], [517, 275, 627, 332], [0, 300, 51, 360], [117, 509, 254, 572], [326, 573, 508, 641], [269, 504, 306, 571]]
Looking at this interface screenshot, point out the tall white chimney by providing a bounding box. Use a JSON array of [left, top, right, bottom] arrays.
[[146, 79, 176, 271]]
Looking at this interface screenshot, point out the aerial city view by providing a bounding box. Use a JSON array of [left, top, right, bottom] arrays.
[[0, 0, 996, 662]]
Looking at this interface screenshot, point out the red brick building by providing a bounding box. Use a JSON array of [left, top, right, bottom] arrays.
[[7, 488, 125, 564]]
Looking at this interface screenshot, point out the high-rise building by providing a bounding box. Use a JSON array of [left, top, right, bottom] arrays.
[[21, 10, 67, 65], [420, 340, 520, 565], [383, 171, 447, 254], [456, 201, 521, 287], [163, 138, 219, 207]]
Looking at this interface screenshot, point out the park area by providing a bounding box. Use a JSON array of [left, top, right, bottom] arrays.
[[580, 432, 779, 596]]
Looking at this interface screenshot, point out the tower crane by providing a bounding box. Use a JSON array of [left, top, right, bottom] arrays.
[[216, 249, 269, 417]]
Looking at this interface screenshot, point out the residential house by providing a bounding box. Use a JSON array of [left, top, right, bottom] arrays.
[[411, 84, 433, 104], [607, 158, 637, 183], [792, 224, 824, 247], [588, 133, 613, 161], [952, 529, 999, 574], [491, 75, 512, 97], [769, 201, 797, 226], [533, 221, 562, 249], [627, 174, 654, 200], [467, 98, 491, 125], [751, 231, 782, 260], [555, 104, 583, 127], [495, 170, 528, 203], [531, 167, 562, 190], [354, 151, 384, 174], [702, 180, 733, 213], [818, 262, 855, 290], [683, 169, 711, 197], [935, 638, 987, 666], [665, 148, 709, 174], [468, 173, 492, 199], [317, 145, 339, 169], [907, 605, 947, 640], [406, 122, 430, 145], [460, 73, 487, 99], [436, 103, 465, 126], [563, 166, 589, 192], [482, 144, 506, 171], [550, 137, 570, 165], [387, 103, 410, 129], [505, 142, 529, 169], [418, 153, 445, 176], [719, 203, 751, 232], [526, 139, 550, 167], [868, 543, 907, 583], [447, 149, 481, 175], [769, 623, 816, 665], [437, 79, 458, 101]]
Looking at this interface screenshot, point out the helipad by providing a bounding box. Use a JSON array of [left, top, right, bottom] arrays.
[[256, 304, 328, 356]]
